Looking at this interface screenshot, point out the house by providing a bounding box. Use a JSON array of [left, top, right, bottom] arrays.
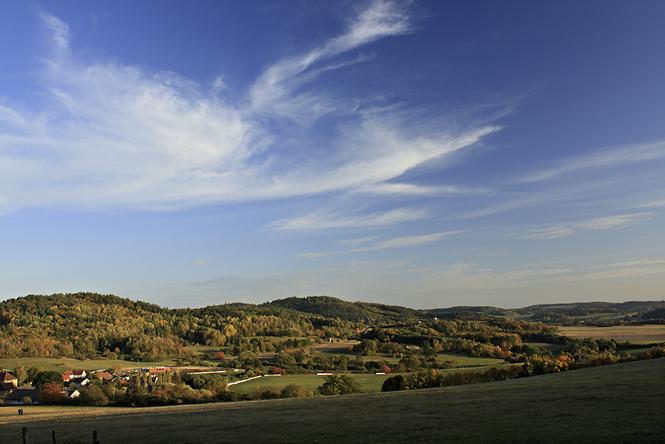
[[62, 370, 87, 381], [63, 389, 80, 399], [94, 371, 113, 381], [0, 371, 18, 390], [4, 388, 40, 405], [69, 377, 90, 388]]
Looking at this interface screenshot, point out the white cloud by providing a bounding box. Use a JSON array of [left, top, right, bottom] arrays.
[[0, 5, 498, 215], [518, 141, 665, 183], [298, 230, 464, 258], [356, 231, 464, 251], [507, 212, 653, 241], [512, 226, 576, 240], [577, 213, 652, 230], [267, 208, 429, 231], [336, 236, 380, 247], [589, 259, 665, 269], [249, 0, 413, 118]]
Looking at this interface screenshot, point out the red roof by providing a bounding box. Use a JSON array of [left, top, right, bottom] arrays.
[[0, 371, 17, 383]]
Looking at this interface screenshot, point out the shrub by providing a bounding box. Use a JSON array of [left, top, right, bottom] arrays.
[[317, 375, 362, 395]]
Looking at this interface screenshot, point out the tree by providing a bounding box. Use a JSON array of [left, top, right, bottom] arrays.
[[33, 371, 63, 388], [381, 374, 407, 392], [280, 384, 309, 398], [39, 382, 67, 404], [275, 352, 297, 369], [317, 375, 361, 395], [26, 366, 45, 385], [77, 385, 109, 406], [12, 364, 27, 386]]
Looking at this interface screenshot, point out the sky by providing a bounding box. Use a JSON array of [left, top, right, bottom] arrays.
[[1, 0, 664, 309]]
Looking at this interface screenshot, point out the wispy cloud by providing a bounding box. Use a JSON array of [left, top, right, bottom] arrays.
[[513, 227, 575, 240], [518, 141, 665, 183], [267, 208, 429, 231], [588, 259, 665, 269], [0, 3, 498, 215], [249, 0, 414, 119], [577, 213, 653, 230], [507, 212, 652, 240], [299, 230, 464, 258]]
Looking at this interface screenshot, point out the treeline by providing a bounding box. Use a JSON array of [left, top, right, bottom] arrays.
[[382, 366, 522, 392]]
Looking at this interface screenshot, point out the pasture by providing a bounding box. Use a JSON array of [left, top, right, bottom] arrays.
[[0, 357, 147, 373], [1, 358, 662, 443], [558, 325, 665, 343]]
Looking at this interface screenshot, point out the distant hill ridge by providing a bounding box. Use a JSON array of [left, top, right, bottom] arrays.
[[0, 292, 663, 360], [2, 292, 664, 325]]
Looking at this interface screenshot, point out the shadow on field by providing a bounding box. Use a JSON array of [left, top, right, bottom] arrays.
[[1, 358, 663, 444]]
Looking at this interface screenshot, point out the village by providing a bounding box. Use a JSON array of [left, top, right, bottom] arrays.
[[0, 366, 237, 407]]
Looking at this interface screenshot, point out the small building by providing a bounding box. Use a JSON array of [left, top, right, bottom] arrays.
[[62, 370, 87, 381], [4, 388, 40, 405], [69, 377, 90, 388], [94, 371, 113, 381], [63, 389, 80, 399], [0, 371, 18, 390]]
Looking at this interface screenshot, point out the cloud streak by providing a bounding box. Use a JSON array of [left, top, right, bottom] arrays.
[[518, 141, 665, 183], [507, 212, 653, 240], [0, 2, 497, 215], [298, 230, 464, 258]]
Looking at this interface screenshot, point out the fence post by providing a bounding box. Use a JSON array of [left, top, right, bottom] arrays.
[[22, 427, 28, 444], [93, 430, 99, 444], [52, 429, 57, 444]]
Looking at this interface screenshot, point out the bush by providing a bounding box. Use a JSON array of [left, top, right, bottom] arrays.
[[280, 384, 309, 398], [317, 375, 361, 395]]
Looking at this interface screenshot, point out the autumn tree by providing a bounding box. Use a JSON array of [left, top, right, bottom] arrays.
[[39, 382, 67, 404]]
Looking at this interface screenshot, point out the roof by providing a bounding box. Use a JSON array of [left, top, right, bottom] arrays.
[[1, 382, 16, 392], [95, 372, 112, 380], [4, 388, 40, 404], [0, 371, 17, 383]]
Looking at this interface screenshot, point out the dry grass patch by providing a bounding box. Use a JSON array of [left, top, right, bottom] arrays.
[[558, 325, 665, 343]]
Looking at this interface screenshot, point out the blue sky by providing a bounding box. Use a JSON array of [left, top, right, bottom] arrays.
[[1, 0, 664, 309]]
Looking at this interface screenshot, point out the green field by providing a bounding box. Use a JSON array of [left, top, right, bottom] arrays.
[[229, 363, 516, 396], [1, 358, 662, 443], [228, 373, 397, 395], [0, 357, 159, 373]]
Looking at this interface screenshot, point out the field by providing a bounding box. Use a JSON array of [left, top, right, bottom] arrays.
[[558, 325, 665, 343], [228, 373, 392, 395], [0, 357, 150, 373], [0, 358, 662, 443], [229, 363, 515, 395]]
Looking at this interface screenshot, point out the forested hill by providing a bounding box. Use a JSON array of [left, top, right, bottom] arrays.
[[0, 293, 424, 361], [1, 292, 664, 361], [264, 296, 419, 322], [427, 300, 665, 324]]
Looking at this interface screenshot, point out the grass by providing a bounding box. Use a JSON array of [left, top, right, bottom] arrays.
[[228, 373, 398, 395], [0, 357, 160, 373], [1, 358, 662, 443], [558, 325, 665, 343]]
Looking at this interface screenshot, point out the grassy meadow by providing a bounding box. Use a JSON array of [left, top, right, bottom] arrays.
[[0, 358, 662, 444], [558, 325, 665, 343]]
